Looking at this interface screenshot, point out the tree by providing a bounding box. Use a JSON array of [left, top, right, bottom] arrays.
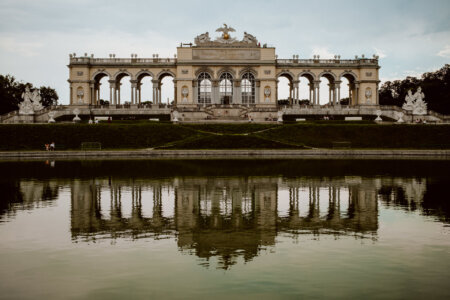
[[379, 64, 450, 114], [39, 86, 59, 107], [0, 74, 59, 115]]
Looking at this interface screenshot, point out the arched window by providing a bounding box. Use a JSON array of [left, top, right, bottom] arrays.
[[241, 72, 255, 104], [198, 72, 212, 104], [219, 73, 233, 104]]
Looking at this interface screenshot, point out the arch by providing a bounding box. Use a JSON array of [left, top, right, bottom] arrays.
[[239, 67, 257, 78], [241, 72, 255, 104], [113, 70, 134, 81], [91, 70, 111, 81], [276, 70, 295, 81], [219, 72, 233, 104], [198, 72, 212, 105], [195, 67, 215, 79], [338, 70, 358, 82], [217, 68, 236, 78], [135, 70, 155, 81], [297, 71, 316, 82], [318, 71, 337, 82], [156, 70, 176, 81]]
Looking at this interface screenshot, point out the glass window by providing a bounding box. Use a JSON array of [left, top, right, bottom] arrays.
[[198, 72, 212, 104], [241, 72, 255, 104]]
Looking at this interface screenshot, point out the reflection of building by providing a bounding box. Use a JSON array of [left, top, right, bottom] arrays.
[[69, 176, 379, 269]]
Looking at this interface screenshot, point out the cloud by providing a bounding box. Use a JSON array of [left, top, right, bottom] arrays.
[[437, 45, 450, 58], [310, 46, 334, 59], [0, 36, 43, 57]]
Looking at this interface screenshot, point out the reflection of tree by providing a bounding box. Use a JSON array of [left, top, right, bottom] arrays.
[[0, 180, 58, 220]]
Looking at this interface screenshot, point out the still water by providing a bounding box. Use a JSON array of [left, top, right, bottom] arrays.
[[0, 159, 449, 299]]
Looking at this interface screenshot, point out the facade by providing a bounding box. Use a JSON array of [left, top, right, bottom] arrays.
[[68, 25, 381, 108]]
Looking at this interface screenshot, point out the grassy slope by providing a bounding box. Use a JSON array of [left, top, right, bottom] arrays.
[[0, 122, 449, 150]]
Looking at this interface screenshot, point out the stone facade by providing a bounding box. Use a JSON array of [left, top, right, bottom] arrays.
[[68, 26, 380, 108]]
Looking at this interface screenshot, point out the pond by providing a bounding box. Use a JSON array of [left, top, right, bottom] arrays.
[[0, 159, 449, 299]]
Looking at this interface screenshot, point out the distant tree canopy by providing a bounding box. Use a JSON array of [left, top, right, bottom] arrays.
[[0, 74, 59, 115], [379, 64, 450, 115]]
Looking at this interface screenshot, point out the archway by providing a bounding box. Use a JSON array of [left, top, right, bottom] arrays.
[[298, 73, 315, 106], [318, 72, 337, 106], [93, 72, 110, 105], [160, 76, 174, 105], [219, 72, 233, 104], [277, 73, 294, 105], [114, 72, 132, 105], [339, 73, 357, 105], [136, 72, 154, 105], [197, 72, 212, 106]]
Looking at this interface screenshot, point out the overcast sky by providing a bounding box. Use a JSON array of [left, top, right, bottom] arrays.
[[0, 0, 449, 104]]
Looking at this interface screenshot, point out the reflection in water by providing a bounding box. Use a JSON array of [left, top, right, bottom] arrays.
[[69, 177, 382, 269], [1, 159, 449, 270]]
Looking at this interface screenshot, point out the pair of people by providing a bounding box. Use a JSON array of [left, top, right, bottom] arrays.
[[44, 142, 55, 151]]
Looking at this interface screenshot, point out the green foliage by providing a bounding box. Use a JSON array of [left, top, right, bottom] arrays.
[[163, 134, 303, 149], [379, 64, 450, 114], [0, 74, 59, 115], [0, 123, 449, 150]]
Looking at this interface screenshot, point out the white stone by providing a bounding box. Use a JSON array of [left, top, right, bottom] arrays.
[[375, 110, 382, 121], [345, 117, 362, 121]]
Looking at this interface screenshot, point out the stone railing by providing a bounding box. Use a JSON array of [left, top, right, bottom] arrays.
[[276, 58, 378, 66], [70, 57, 177, 65]]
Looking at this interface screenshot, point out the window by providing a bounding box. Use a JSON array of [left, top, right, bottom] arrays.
[[198, 72, 212, 104], [219, 72, 233, 104], [241, 72, 255, 104]]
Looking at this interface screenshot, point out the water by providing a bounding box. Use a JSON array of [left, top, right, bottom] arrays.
[[0, 159, 449, 299]]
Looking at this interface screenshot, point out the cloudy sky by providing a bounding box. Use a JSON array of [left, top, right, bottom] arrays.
[[0, 0, 449, 104]]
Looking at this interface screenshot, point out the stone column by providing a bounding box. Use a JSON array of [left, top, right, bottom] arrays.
[[328, 84, 332, 105], [355, 83, 360, 106], [233, 81, 241, 105], [376, 82, 379, 105], [193, 81, 198, 105], [255, 80, 261, 104], [109, 80, 115, 105], [335, 81, 341, 105], [314, 81, 321, 105], [152, 80, 159, 105], [212, 80, 219, 104], [130, 80, 136, 104], [90, 83, 94, 105], [70, 87, 73, 105], [293, 80, 299, 105]]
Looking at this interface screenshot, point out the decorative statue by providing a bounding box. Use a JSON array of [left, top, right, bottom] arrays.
[[181, 86, 189, 102], [402, 90, 415, 111], [264, 87, 271, 103], [243, 32, 258, 44], [171, 110, 179, 122], [277, 109, 284, 122], [215, 23, 237, 43], [412, 87, 427, 115], [19, 87, 43, 115], [396, 111, 404, 123], [194, 32, 210, 45], [365, 88, 372, 103], [375, 109, 382, 122], [403, 87, 427, 115]]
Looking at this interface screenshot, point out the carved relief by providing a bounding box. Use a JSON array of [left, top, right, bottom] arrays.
[[181, 86, 189, 103], [264, 86, 271, 102], [365, 87, 372, 103]]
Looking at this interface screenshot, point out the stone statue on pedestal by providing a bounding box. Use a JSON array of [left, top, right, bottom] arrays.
[[19, 87, 43, 115], [412, 87, 427, 115], [402, 87, 427, 115]]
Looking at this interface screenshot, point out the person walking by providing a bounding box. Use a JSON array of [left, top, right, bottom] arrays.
[[50, 142, 55, 151]]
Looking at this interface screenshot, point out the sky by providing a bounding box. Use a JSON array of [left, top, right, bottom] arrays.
[[0, 0, 449, 104]]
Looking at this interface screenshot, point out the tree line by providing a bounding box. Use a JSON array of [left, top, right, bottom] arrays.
[[0, 74, 58, 115], [379, 64, 450, 114]]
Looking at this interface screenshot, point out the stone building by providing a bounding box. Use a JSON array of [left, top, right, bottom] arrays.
[[68, 24, 380, 108]]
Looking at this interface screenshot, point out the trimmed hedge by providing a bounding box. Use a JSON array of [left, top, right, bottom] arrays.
[[0, 123, 449, 150]]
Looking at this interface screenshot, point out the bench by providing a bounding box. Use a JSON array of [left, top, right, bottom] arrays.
[[295, 118, 306, 122], [94, 117, 110, 121], [332, 141, 351, 149], [345, 117, 362, 121], [81, 142, 102, 151], [149, 118, 159, 121]]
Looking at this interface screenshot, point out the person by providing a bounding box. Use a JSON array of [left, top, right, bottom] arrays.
[[94, 119, 99, 124], [107, 117, 111, 123], [50, 142, 55, 151], [88, 118, 93, 124], [45, 144, 49, 151]]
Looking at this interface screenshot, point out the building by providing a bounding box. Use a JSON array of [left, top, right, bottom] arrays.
[[68, 24, 380, 109]]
